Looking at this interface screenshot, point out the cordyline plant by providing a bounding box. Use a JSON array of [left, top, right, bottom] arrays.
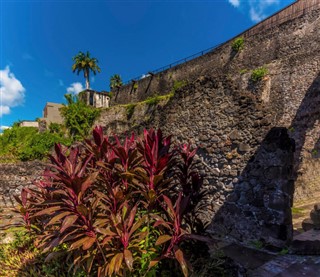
[[14, 126, 210, 276]]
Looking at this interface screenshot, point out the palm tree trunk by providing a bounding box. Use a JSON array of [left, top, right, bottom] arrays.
[[84, 69, 90, 89]]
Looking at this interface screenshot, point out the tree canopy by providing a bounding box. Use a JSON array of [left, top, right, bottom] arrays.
[[72, 51, 101, 90], [110, 74, 123, 90]]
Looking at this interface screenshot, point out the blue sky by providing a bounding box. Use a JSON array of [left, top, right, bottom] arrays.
[[0, 0, 295, 131]]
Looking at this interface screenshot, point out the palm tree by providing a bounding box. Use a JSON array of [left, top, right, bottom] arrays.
[[72, 51, 101, 90], [110, 74, 123, 90]]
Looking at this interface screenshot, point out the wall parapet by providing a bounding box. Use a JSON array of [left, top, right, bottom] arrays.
[[111, 0, 320, 105]]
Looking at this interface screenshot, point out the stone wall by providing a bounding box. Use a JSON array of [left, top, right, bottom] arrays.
[[97, 8, 320, 247], [0, 161, 44, 208], [111, 0, 320, 106]]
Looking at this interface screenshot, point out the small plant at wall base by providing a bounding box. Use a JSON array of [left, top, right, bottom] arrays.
[[251, 67, 268, 82], [231, 37, 244, 52], [14, 126, 210, 276]]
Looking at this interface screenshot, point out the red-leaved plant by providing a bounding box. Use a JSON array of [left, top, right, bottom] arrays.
[[15, 126, 210, 276]]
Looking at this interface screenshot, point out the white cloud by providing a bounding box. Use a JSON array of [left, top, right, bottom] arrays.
[[0, 66, 25, 117], [58, 79, 64, 87], [0, 125, 10, 131], [248, 0, 280, 22], [226, 0, 281, 22], [67, 82, 84, 95], [228, 0, 240, 8], [250, 7, 264, 22]]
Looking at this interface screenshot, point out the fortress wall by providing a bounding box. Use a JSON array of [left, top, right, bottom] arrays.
[[98, 6, 320, 246]]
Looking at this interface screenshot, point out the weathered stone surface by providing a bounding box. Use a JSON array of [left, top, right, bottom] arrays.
[[0, 161, 44, 208], [291, 229, 320, 255]]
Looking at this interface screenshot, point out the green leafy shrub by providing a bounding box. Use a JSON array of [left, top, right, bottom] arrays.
[[60, 94, 101, 141], [49, 122, 64, 134], [0, 125, 71, 162], [15, 127, 210, 276], [231, 37, 244, 52], [251, 67, 268, 82]]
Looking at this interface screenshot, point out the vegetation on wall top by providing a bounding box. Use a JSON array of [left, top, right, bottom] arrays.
[[231, 37, 244, 52]]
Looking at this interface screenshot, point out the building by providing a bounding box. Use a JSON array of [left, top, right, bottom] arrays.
[[79, 89, 110, 108], [42, 102, 64, 125], [19, 121, 39, 128]]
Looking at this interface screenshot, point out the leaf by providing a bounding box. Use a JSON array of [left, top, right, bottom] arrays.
[[60, 214, 78, 233], [33, 206, 61, 217], [82, 236, 96, 250], [108, 253, 123, 276], [76, 204, 88, 217], [155, 235, 172, 246], [127, 205, 137, 228], [124, 249, 133, 270], [149, 257, 161, 269], [129, 216, 146, 237], [175, 248, 188, 277], [114, 253, 124, 274], [21, 188, 28, 206], [69, 236, 88, 250], [81, 172, 99, 195], [46, 211, 72, 227], [44, 251, 65, 263]]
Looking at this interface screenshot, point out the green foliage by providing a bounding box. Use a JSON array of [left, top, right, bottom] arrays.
[[288, 127, 295, 133], [110, 74, 123, 90], [0, 229, 87, 276], [251, 67, 268, 82], [291, 207, 305, 215], [15, 127, 210, 276], [133, 82, 138, 91], [278, 248, 289, 255], [231, 37, 244, 52], [125, 103, 136, 119], [48, 122, 65, 134], [250, 240, 264, 249], [72, 51, 101, 89], [145, 95, 161, 105], [60, 94, 101, 141], [172, 80, 188, 93], [0, 125, 71, 162]]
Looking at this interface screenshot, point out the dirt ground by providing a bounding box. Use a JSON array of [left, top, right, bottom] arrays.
[[292, 192, 320, 233]]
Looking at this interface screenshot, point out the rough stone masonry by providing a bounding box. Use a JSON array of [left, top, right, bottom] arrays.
[[2, 0, 320, 248], [98, 1, 320, 247]]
